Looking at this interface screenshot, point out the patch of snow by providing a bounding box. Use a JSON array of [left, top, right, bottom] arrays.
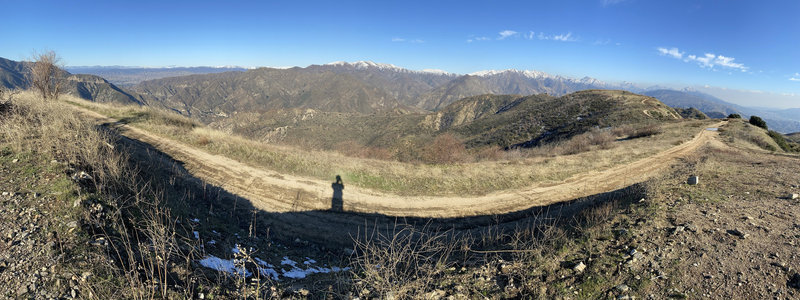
[[190, 218, 200, 223], [198, 255, 251, 277], [259, 267, 280, 281], [193, 231, 200, 240], [323, 61, 454, 76], [420, 69, 453, 75], [207, 240, 216, 245], [468, 69, 558, 80], [281, 256, 297, 266], [198, 255, 349, 280], [254, 257, 273, 268]]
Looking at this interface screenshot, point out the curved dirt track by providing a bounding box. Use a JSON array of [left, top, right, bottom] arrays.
[[71, 103, 724, 218]]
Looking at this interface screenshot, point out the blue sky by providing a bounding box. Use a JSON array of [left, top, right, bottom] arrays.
[[1, 0, 799, 108]]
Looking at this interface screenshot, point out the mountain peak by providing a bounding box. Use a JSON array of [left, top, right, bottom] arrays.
[[468, 69, 557, 80], [323, 61, 454, 75]]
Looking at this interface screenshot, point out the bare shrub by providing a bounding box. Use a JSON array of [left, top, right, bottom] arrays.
[[561, 134, 592, 155], [589, 131, 615, 149], [350, 224, 456, 298], [630, 124, 662, 139], [422, 133, 467, 164], [30, 50, 63, 100]]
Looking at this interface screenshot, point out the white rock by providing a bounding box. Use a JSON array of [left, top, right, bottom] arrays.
[[573, 261, 586, 273]]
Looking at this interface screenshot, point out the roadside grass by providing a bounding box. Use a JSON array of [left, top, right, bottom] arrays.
[[63, 95, 717, 196], [0, 92, 224, 298]]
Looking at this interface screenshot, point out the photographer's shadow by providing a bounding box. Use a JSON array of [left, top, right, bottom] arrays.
[[331, 175, 344, 211]]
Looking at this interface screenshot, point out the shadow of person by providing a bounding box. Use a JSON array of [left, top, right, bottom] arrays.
[[331, 175, 344, 211]]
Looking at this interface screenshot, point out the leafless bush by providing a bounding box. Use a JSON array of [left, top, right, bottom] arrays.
[[350, 224, 456, 298], [589, 131, 615, 149], [422, 133, 467, 164], [30, 50, 63, 100]]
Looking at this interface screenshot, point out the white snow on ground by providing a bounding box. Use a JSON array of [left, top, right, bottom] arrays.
[[198, 249, 348, 280], [198, 255, 251, 277], [207, 240, 216, 245], [191, 218, 200, 223], [193, 231, 200, 240]]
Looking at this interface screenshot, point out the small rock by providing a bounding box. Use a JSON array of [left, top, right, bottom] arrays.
[[685, 224, 699, 232], [788, 194, 799, 200], [573, 261, 586, 273], [66, 221, 78, 228], [788, 273, 800, 289], [615, 284, 630, 293], [728, 229, 748, 239], [688, 175, 699, 185], [11, 159, 18, 163]]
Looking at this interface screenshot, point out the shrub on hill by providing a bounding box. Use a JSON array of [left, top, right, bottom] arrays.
[[727, 113, 742, 119], [767, 130, 795, 152], [749, 115, 768, 129], [421, 133, 467, 164]]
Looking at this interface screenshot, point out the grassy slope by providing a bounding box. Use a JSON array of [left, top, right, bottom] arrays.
[[65, 92, 714, 196]]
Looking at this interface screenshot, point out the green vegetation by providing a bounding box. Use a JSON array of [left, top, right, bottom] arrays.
[[749, 115, 768, 129], [767, 130, 799, 152], [727, 113, 742, 119]]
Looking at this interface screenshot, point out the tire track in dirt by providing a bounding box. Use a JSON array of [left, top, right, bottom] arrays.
[[70, 103, 725, 218]]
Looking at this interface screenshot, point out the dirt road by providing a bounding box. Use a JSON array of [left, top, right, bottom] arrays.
[[71, 103, 724, 218]]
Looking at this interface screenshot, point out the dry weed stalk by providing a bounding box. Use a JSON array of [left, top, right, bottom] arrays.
[[350, 223, 456, 298]]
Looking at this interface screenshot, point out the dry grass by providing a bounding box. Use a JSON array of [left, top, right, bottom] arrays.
[[349, 224, 456, 298], [0, 91, 214, 298], [0, 92, 126, 184], [64, 97, 716, 196]]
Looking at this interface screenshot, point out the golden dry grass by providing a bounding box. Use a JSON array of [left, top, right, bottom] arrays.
[[0, 91, 126, 183], [63, 96, 718, 196]]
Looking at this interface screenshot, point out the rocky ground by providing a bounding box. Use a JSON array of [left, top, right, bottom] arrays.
[[0, 153, 107, 299]]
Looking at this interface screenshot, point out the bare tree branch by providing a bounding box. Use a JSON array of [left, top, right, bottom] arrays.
[[30, 50, 63, 100]]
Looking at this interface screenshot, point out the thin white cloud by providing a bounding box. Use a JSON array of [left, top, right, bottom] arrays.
[[658, 46, 748, 72], [657, 47, 683, 59], [524, 31, 535, 40], [790, 77, 800, 82], [498, 30, 518, 40], [467, 36, 491, 43], [602, 0, 628, 6], [392, 37, 424, 43], [472, 30, 578, 43], [552, 32, 577, 42]]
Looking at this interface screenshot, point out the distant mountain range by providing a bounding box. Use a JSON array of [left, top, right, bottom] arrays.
[[65, 66, 250, 86], [643, 89, 800, 133], [1, 57, 140, 104], [3, 57, 799, 133], [124, 61, 643, 119]]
